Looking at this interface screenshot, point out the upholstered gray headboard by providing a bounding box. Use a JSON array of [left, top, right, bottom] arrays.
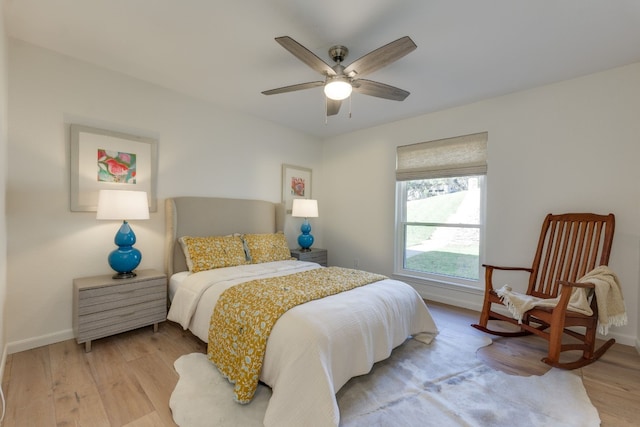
[[164, 197, 286, 276]]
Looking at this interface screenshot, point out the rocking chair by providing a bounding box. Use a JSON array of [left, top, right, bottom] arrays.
[[472, 212, 616, 369]]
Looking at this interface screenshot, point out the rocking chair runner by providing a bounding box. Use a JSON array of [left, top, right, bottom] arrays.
[[472, 212, 616, 369]]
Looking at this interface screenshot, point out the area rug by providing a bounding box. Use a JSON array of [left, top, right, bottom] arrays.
[[169, 329, 600, 427]]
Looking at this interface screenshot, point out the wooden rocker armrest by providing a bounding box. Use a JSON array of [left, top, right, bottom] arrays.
[[482, 264, 533, 292], [482, 264, 533, 273], [552, 280, 596, 315], [557, 280, 595, 290]]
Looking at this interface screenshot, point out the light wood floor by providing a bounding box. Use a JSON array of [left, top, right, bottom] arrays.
[[2, 301, 639, 426]]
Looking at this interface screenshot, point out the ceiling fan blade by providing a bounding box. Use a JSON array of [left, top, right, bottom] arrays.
[[352, 79, 410, 101], [343, 36, 416, 78], [326, 98, 342, 116], [262, 81, 324, 95], [275, 36, 336, 77]]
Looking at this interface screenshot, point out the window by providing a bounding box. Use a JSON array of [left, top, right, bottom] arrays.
[[395, 133, 487, 287]]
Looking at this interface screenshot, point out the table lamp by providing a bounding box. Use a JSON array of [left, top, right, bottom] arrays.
[[96, 189, 149, 279], [291, 199, 318, 252]]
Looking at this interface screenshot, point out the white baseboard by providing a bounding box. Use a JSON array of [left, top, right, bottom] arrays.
[[610, 331, 637, 348], [7, 329, 74, 355]]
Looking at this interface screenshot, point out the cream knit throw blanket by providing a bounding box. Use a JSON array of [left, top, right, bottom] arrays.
[[496, 265, 627, 335]]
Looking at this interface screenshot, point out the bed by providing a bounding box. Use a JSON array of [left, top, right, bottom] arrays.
[[164, 196, 438, 427]]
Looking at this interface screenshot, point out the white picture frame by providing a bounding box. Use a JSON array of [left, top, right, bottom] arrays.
[[281, 164, 312, 214], [70, 124, 158, 212]]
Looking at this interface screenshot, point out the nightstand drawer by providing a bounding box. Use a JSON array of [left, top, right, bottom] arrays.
[[290, 248, 327, 266], [77, 304, 167, 341], [300, 252, 327, 263], [78, 281, 166, 315], [78, 298, 166, 327]]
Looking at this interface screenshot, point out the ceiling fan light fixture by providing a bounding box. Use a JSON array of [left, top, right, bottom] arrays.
[[324, 78, 352, 101], [263, 36, 416, 116]]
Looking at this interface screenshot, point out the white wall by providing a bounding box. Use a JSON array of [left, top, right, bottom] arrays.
[[6, 40, 323, 352], [1, 0, 9, 378], [322, 62, 640, 347]]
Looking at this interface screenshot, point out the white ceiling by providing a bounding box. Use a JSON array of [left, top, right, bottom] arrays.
[[6, 1, 640, 139]]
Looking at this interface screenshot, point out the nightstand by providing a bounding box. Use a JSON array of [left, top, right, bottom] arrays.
[[290, 248, 327, 266], [73, 269, 167, 352]]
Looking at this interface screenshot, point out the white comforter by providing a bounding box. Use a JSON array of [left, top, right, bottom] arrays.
[[168, 260, 438, 427]]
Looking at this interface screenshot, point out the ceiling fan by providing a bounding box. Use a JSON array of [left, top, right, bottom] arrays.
[[262, 36, 417, 116]]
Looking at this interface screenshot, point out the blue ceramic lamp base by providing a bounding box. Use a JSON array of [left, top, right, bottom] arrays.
[[297, 219, 314, 252], [109, 221, 142, 279]]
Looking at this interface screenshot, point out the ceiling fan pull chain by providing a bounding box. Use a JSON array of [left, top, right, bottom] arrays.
[[349, 95, 352, 119]]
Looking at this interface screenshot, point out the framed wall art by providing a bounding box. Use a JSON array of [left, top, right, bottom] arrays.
[[70, 124, 158, 212], [281, 164, 312, 214]]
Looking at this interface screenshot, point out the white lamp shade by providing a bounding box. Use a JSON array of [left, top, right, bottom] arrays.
[[96, 190, 150, 220], [324, 79, 352, 101], [291, 199, 319, 218]]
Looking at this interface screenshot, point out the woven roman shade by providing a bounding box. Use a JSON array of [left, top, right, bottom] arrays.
[[396, 132, 488, 181]]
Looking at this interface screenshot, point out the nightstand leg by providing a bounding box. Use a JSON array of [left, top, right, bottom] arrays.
[[153, 323, 159, 333], [85, 340, 92, 353]]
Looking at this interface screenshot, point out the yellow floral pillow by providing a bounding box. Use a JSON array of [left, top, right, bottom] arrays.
[[179, 235, 248, 273], [243, 233, 292, 264]]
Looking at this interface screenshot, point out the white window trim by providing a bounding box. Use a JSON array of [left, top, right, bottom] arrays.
[[393, 176, 487, 290]]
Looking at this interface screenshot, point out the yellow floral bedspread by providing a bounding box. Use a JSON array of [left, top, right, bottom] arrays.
[[207, 266, 387, 403]]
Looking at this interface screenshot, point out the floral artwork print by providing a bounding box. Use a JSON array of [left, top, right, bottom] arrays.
[[98, 149, 137, 183], [290, 177, 305, 197]]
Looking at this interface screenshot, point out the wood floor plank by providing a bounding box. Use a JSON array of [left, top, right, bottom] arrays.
[[49, 339, 95, 394], [97, 373, 155, 426], [85, 334, 132, 386], [53, 382, 111, 427], [2, 353, 12, 387], [123, 410, 167, 427], [477, 334, 551, 376], [114, 326, 162, 362], [84, 336, 156, 426], [129, 352, 180, 425], [6, 346, 52, 407], [3, 347, 56, 426], [2, 395, 56, 427], [584, 379, 640, 426], [154, 322, 207, 367]]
